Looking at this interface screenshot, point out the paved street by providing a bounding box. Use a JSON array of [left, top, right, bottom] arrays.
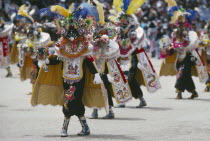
[[0, 58, 210, 141]]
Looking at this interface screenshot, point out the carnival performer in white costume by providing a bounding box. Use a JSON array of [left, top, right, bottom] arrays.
[[0, 18, 12, 77], [110, 0, 161, 108]]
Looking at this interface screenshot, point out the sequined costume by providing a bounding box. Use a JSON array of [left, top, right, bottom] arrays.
[[36, 3, 103, 136], [109, 0, 161, 107]]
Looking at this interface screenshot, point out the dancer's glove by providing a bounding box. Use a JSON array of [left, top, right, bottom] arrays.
[[94, 73, 102, 84], [107, 74, 114, 83], [190, 57, 196, 62]]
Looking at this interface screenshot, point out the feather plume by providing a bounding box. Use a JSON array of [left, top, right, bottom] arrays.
[[164, 1, 182, 23], [108, 15, 117, 23], [108, 9, 118, 23], [164, 0, 177, 7], [18, 4, 28, 13], [68, 3, 74, 12], [168, 6, 179, 16], [123, 0, 130, 13], [126, 0, 146, 15], [18, 5, 34, 23], [93, 0, 105, 25], [171, 10, 183, 23], [113, 0, 123, 13], [185, 9, 198, 23], [74, 3, 99, 21], [51, 5, 70, 18]]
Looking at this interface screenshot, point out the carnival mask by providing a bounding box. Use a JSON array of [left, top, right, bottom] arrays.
[[37, 47, 47, 60], [27, 26, 41, 40], [118, 14, 131, 27], [62, 16, 80, 40]]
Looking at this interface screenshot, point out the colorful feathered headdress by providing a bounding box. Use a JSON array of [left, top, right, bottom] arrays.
[[73, 3, 99, 22], [38, 3, 100, 22], [109, 0, 145, 23], [165, 0, 197, 24], [92, 0, 105, 25], [17, 5, 34, 24], [50, 5, 70, 18], [113, 0, 146, 15]]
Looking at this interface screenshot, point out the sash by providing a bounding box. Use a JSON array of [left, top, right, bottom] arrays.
[[107, 59, 132, 104], [136, 48, 161, 92]]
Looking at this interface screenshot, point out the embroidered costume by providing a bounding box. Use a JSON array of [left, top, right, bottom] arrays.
[[110, 0, 161, 108], [35, 3, 103, 137], [159, 0, 208, 99], [0, 18, 12, 77], [88, 20, 133, 119]]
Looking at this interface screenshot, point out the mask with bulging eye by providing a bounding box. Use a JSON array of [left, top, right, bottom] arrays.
[[37, 47, 47, 60]]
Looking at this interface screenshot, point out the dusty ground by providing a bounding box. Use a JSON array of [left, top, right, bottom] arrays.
[[0, 58, 210, 141]]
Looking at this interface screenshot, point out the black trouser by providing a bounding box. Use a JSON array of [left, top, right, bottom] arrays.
[[175, 77, 195, 92], [101, 73, 114, 106], [62, 76, 85, 117], [124, 71, 143, 99], [175, 61, 195, 92]]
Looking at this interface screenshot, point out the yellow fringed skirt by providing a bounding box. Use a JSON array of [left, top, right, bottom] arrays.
[[31, 62, 64, 106], [10, 42, 19, 64], [20, 56, 33, 81], [159, 53, 198, 77], [82, 66, 105, 108]]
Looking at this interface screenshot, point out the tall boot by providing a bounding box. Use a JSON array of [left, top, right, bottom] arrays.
[[188, 90, 198, 99], [61, 117, 70, 137], [136, 97, 147, 108], [103, 106, 115, 119], [89, 108, 98, 119], [5, 66, 12, 77], [176, 92, 182, 99], [77, 116, 90, 136]]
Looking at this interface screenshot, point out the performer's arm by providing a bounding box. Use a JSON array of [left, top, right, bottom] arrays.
[[85, 56, 102, 84], [190, 55, 197, 65], [85, 59, 96, 75], [169, 48, 175, 56], [47, 55, 62, 65], [130, 52, 138, 73]]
